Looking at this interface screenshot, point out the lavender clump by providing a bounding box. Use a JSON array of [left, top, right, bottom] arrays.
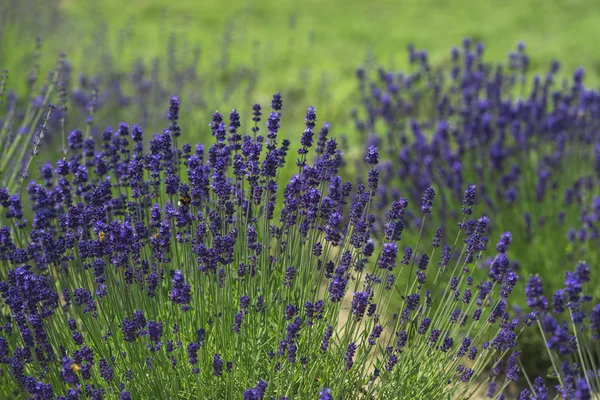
[[0, 61, 537, 398]]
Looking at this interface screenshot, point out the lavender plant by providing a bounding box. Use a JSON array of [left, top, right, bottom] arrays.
[[352, 40, 600, 300], [0, 91, 526, 398], [511, 263, 600, 399]]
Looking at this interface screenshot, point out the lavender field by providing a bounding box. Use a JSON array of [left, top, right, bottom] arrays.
[[1, 0, 600, 399]]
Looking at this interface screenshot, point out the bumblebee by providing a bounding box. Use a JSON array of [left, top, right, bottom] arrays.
[[71, 363, 81, 372], [178, 194, 191, 207], [98, 231, 106, 242]]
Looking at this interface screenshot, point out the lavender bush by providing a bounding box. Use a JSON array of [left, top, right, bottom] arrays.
[[352, 40, 600, 301], [518, 263, 600, 399], [0, 77, 529, 398]]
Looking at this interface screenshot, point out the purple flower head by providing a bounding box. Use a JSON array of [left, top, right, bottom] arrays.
[[345, 342, 357, 370], [401, 247, 413, 265], [439, 245, 451, 268], [526, 275, 547, 311], [365, 146, 380, 165], [575, 378, 591, 399], [99, 358, 114, 383], [213, 353, 223, 376], [590, 304, 600, 337], [271, 92, 283, 111], [319, 388, 333, 400], [283, 266, 296, 287], [61, 357, 79, 385], [321, 326, 333, 352], [564, 270, 583, 302], [428, 329, 441, 345], [378, 242, 397, 271], [406, 293, 420, 311], [462, 185, 476, 215], [285, 304, 297, 320], [187, 342, 199, 365], [506, 352, 520, 381], [432, 227, 442, 248], [167, 95, 180, 121], [440, 336, 454, 352], [148, 321, 163, 343], [169, 270, 191, 310], [351, 291, 370, 319], [233, 313, 243, 333], [461, 368, 474, 382], [418, 318, 431, 334], [420, 187, 435, 214], [532, 377, 548, 399], [496, 232, 512, 253], [368, 325, 384, 345], [417, 254, 429, 270], [552, 289, 566, 313], [240, 295, 251, 312]]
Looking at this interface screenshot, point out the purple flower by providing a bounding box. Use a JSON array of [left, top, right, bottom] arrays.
[[461, 368, 474, 382], [321, 326, 333, 352], [401, 247, 413, 265], [169, 270, 191, 310], [496, 232, 512, 253], [351, 291, 369, 319], [61, 357, 79, 385], [319, 388, 333, 400], [99, 358, 113, 383], [187, 342, 199, 365], [532, 377, 548, 399], [233, 313, 243, 333], [406, 293, 420, 311], [457, 337, 472, 357], [506, 352, 520, 381], [420, 187, 435, 214], [575, 378, 591, 400], [368, 325, 383, 345], [378, 242, 397, 270], [418, 318, 431, 334], [345, 342, 357, 370], [432, 227, 442, 248], [148, 321, 163, 343], [283, 266, 296, 287], [428, 329, 441, 345], [552, 289, 566, 313], [365, 146, 380, 165], [564, 270, 583, 302], [462, 185, 476, 215], [440, 336, 454, 352], [525, 276, 547, 311], [284, 304, 297, 320], [213, 353, 223, 376]]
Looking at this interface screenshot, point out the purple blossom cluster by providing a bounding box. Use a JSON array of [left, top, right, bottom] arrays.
[[516, 262, 600, 399], [353, 39, 600, 301], [0, 87, 528, 398]]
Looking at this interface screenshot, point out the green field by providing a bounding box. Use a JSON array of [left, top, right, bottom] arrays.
[[3, 0, 600, 132]]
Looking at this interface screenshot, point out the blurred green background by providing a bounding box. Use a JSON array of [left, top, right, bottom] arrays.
[[3, 0, 600, 132]]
